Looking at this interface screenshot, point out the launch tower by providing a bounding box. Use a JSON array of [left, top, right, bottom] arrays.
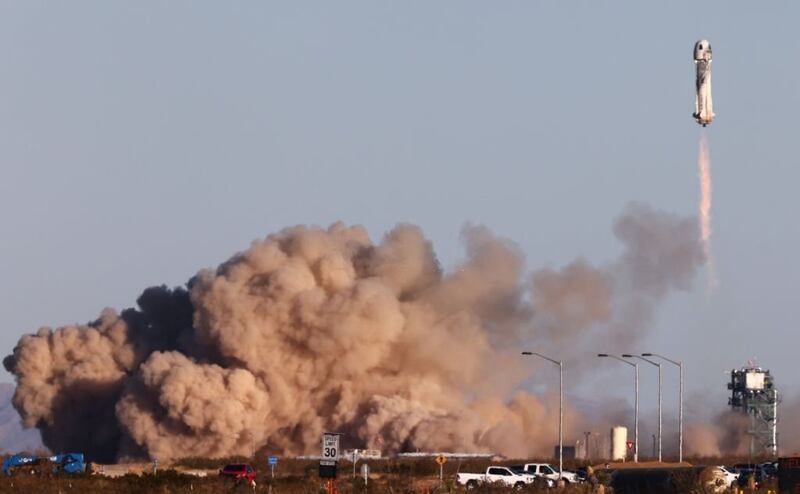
[[728, 366, 779, 456]]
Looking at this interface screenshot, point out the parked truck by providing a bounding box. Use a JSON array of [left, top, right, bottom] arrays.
[[2, 453, 85, 476], [509, 463, 581, 484], [456, 466, 535, 490]]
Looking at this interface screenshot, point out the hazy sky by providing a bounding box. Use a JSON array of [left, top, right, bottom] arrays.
[[1, 2, 798, 425]]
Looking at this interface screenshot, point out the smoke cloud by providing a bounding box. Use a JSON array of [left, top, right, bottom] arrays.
[[686, 398, 800, 458], [4, 203, 703, 461], [685, 411, 751, 457]]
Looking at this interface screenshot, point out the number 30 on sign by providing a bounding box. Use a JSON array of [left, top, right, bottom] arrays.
[[322, 433, 340, 462]]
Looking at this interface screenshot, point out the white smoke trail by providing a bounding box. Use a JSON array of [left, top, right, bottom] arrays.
[[698, 133, 718, 290]]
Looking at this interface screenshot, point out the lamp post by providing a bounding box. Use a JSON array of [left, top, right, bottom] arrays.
[[522, 351, 563, 479], [624, 354, 662, 462], [643, 353, 683, 463], [598, 354, 638, 462]]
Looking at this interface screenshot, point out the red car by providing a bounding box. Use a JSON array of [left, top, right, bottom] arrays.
[[219, 463, 257, 482]]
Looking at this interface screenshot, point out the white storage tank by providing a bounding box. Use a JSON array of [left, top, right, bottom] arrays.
[[611, 426, 628, 461]]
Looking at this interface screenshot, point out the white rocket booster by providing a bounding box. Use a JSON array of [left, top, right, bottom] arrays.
[[693, 39, 714, 127]]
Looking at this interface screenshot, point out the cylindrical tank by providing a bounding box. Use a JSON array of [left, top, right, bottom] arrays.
[[611, 426, 628, 461]]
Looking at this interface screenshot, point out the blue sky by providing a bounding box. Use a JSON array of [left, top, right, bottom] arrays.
[[1, 2, 798, 422]]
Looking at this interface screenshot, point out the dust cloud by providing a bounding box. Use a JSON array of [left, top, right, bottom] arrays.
[[685, 412, 751, 457], [4, 203, 703, 461]]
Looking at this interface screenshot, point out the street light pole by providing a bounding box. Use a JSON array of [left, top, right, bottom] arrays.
[[658, 364, 662, 461], [635, 362, 639, 463], [625, 355, 662, 462], [679, 361, 683, 463], [559, 360, 562, 478], [643, 353, 683, 463], [522, 351, 563, 479], [598, 354, 639, 462]]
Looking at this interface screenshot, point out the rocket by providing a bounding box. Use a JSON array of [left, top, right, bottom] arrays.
[[693, 39, 714, 127]]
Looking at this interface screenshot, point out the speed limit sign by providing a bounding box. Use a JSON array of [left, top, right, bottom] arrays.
[[320, 432, 342, 479], [322, 433, 340, 462]]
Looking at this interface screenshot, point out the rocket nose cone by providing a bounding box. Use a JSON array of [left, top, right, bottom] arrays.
[[694, 42, 712, 61]]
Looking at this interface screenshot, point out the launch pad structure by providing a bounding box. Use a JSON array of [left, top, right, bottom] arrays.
[[728, 366, 779, 456]]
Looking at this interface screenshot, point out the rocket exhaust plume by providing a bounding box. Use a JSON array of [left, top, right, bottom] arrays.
[[698, 133, 718, 290], [3, 204, 703, 462]]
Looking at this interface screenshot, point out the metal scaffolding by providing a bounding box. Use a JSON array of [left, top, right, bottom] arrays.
[[728, 366, 779, 456]]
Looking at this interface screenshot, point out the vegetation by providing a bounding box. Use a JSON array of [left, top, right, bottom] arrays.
[[0, 455, 784, 493]]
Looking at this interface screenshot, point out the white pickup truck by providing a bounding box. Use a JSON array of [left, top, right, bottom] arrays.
[[509, 463, 581, 484], [456, 466, 535, 490]]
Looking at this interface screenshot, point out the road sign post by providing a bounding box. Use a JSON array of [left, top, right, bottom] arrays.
[[319, 432, 342, 480], [436, 455, 447, 485], [268, 456, 278, 479], [360, 463, 369, 487], [351, 449, 359, 478]]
